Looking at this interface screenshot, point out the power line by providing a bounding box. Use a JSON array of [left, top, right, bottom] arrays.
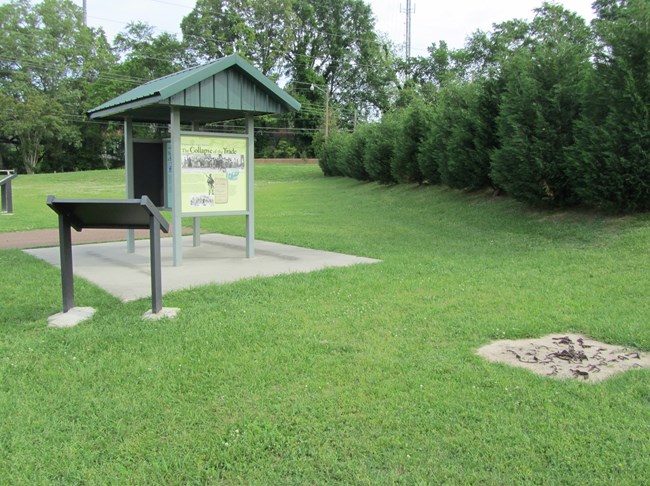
[[61, 115, 324, 134], [0, 57, 150, 86]]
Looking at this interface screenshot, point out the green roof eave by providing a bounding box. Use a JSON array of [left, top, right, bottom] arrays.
[[87, 54, 301, 120], [88, 94, 163, 120]]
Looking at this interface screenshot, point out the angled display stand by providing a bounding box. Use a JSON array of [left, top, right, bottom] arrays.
[[46, 196, 170, 318], [0, 170, 17, 214]]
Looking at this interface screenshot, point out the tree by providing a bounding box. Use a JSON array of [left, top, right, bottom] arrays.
[[318, 131, 348, 177], [422, 81, 491, 190], [338, 124, 370, 180], [90, 21, 189, 105], [410, 40, 482, 88], [0, 89, 74, 173], [391, 98, 433, 184], [490, 3, 592, 206], [182, 0, 397, 155], [181, 0, 291, 77], [569, 0, 650, 211], [363, 119, 398, 184], [273, 0, 398, 142], [0, 0, 114, 173]]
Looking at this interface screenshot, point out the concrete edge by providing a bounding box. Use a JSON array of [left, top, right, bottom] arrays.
[[142, 307, 181, 321], [47, 307, 96, 328]]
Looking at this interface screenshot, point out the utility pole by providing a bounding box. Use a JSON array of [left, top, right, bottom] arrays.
[[400, 0, 414, 60], [325, 86, 330, 140], [310, 83, 330, 141], [82, 0, 87, 26]]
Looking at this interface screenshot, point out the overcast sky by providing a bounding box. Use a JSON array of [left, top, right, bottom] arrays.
[[9, 0, 597, 53]]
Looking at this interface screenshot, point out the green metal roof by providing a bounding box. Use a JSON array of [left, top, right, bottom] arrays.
[[88, 54, 301, 123]]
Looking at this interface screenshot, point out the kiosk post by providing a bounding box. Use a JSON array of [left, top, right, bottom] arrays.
[[58, 213, 75, 312], [149, 212, 163, 314]]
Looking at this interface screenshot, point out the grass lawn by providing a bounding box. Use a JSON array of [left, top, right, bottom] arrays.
[[1, 165, 649, 483]]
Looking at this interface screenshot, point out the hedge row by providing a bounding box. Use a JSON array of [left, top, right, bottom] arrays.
[[319, 1, 650, 213], [320, 74, 650, 212]]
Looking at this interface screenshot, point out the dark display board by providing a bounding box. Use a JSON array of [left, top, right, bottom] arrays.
[[134, 141, 164, 207]]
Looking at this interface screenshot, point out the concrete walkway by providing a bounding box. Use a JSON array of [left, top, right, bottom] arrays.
[[25, 233, 380, 302], [0, 227, 191, 249]]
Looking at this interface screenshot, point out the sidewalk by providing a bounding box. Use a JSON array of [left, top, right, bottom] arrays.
[[25, 233, 381, 301], [0, 227, 191, 250]]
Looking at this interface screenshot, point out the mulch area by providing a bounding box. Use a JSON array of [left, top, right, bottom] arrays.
[[0, 227, 191, 250]]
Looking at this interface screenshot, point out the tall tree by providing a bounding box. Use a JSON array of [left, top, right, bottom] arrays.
[[181, 0, 292, 77], [0, 0, 114, 173], [287, 0, 396, 123], [181, 0, 396, 154], [490, 3, 592, 206], [391, 98, 433, 184], [569, 0, 650, 211], [362, 119, 398, 184], [419, 81, 492, 190], [89, 22, 189, 106]]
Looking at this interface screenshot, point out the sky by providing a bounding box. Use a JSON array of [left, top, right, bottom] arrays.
[[8, 0, 597, 53]]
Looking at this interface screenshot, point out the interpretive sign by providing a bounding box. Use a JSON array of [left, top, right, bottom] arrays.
[[180, 134, 247, 214], [46, 196, 169, 314]]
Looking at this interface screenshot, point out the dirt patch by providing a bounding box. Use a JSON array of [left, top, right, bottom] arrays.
[[477, 334, 650, 383]]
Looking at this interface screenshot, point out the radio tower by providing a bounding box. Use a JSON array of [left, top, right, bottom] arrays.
[[401, 1, 414, 59]]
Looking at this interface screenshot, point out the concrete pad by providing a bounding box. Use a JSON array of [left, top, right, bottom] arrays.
[[25, 233, 380, 302], [48, 307, 96, 328], [142, 307, 181, 321]]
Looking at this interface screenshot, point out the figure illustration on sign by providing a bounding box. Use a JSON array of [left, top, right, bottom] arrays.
[[206, 173, 215, 195]]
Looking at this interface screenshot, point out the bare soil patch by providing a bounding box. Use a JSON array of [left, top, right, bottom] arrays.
[[477, 333, 650, 383]]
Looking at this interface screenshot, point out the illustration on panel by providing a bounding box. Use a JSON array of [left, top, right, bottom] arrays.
[[180, 135, 247, 214]]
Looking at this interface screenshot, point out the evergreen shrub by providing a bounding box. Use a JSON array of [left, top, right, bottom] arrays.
[[339, 126, 370, 181], [391, 101, 432, 184], [568, 0, 650, 211], [437, 83, 492, 190], [490, 47, 586, 206], [363, 120, 397, 184], [318, 132, 348, 177]]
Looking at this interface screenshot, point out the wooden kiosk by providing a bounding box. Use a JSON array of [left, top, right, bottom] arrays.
[[87, 55, 301, 266]]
